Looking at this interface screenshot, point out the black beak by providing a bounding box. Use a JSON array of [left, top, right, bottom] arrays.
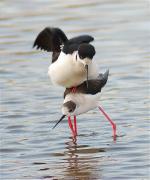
[[85, 64, 89, 89], [52, 115, 66, 129]]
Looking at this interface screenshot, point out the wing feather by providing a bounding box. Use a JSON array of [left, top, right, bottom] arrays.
[[64, 70, 109, 98], [69, 35, 94, 44], [33, 27, 68, 52]]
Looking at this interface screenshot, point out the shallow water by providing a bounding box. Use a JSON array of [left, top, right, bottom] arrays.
[[0, 0, 149, 179]]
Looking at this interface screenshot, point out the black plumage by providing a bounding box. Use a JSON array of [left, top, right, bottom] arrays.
[[33, 27, 94, 62], [33, 27, 68, 52], [64, 70, 109, 98]]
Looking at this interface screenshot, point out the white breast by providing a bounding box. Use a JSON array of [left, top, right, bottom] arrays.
[[48, 52, 98, 88], [48, 52, 85, 87]]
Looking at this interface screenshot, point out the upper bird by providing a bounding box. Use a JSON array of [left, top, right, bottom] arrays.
[[33, 27, 98, 88]]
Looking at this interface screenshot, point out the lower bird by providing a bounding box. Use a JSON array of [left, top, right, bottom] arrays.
[[52, 70, 117, 140]]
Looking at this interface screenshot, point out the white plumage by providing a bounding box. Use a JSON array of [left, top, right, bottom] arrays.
[[62, 93, 100, 116], [48, 51, 98, 88]]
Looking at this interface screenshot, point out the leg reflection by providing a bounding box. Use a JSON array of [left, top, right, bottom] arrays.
[[64, 137, 100, 179]]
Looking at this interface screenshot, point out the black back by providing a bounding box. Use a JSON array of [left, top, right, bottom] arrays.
[[64, 70, 109, 98]]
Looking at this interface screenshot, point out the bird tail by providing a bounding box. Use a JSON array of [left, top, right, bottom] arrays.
[[98, 69, 109, 88]]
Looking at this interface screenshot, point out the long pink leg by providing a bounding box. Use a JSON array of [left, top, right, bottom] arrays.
[[68, 116, 76, 137], [98, 106, 116, 140], [69, 87, 77, 137], [73, 116, 77, 136]]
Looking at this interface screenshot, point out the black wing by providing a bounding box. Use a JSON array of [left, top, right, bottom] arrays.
[[62, 35, 94, 54], [64, 70, 109, 98], [69, 35, 94, 44], [33, 27, 68, 52]]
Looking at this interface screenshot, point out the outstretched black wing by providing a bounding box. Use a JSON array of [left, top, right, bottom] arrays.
[[69, 35, 94, 44], [64, 70, 109, 98], [62, 35, 94, 54], [33, 27, 68, 52]]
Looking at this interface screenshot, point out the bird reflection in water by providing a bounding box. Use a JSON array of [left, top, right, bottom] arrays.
[[63, 136, 104, 179]]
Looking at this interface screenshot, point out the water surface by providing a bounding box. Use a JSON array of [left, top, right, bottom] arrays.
[[0, 0, 149, 179]]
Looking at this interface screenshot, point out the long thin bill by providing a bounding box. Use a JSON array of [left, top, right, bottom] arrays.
[[52, 115, 66, 129], [85, 64, 89, 88]]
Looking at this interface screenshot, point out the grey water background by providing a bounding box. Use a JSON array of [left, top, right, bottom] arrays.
[[0, 0, 149, 179]]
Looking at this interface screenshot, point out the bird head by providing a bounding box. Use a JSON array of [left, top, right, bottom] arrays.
[[52, 101, 76, 129], [77, 43, 96, 88], [77, 43, 95, 64], [62, 101, 76, 116]]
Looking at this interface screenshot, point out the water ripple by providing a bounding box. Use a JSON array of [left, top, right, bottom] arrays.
[[0, 0, 149, 179]]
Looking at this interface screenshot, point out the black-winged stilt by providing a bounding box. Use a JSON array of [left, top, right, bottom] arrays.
[[52, 70, 117, 140], [33, 27, 98, 88]]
